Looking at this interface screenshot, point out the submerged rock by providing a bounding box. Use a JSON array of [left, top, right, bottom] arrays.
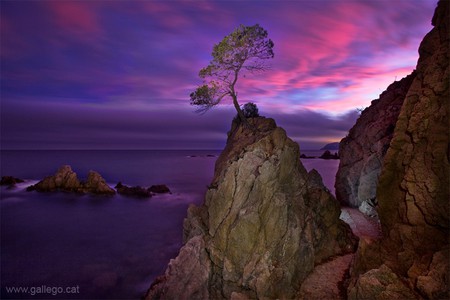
[[148, 184, 171, 194], [0, 176, 24, 187], [146, 117, 356, 299], [115, 182, 151, 198]]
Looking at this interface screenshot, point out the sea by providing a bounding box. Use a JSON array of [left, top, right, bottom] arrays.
[[0, 149, 338, 299]]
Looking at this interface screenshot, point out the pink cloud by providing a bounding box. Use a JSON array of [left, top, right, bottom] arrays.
[[300, 66, 415, 114], [46, 1, 101, 36]]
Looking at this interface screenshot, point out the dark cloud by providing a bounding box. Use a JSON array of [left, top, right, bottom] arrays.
[[1, 97, 358, 150]]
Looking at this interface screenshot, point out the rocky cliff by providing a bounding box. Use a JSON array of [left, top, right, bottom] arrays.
[[146, 117, 356, 299], [335, 72, 416, 209], [348, 1, 449, 299]]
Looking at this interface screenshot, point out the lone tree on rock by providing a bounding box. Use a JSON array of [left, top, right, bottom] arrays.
[[190, 24, 274, 123]]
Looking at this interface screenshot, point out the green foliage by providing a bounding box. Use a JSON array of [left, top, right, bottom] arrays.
[[189, 83, 219, 113], [242, 102, 260, 118], [233, 102, 261, 124], [190, 24, 274, 118]]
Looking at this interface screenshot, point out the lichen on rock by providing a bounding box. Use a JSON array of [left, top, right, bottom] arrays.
[[146, 117, 356, 299], [347, 1, 450, 298]]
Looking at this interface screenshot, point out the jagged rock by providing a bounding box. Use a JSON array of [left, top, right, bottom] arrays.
[[348, 1, 450, 299], [319, 150, 339, 159], [27, 165, 82, 192], [27, 165, 115, 195], [82, 171, 115, 195], [0, 176, 24, 187], [148, 184, 171, 194], [115, 182, 151, 198], [146, 117, 357, 299], [146, 236, 211, 300], [335, 71, 416, 208], [348, 264, 418, 300], [415, 246, 449, 299], [358, 199, 378, 218]]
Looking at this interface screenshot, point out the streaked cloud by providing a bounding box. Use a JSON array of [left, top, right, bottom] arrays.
[[0, 0, 437, 149]]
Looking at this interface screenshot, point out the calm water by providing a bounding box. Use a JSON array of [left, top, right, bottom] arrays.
[[0, 150, 338, 299]]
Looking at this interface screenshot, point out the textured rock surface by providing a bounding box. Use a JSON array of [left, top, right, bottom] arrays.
[[28, 165, 82, 192], [298, 254, 353, 300], [82, 170, 115, 195], [28, 165, 115, 195], [335, 72, 416, 208], [349, 264, 418, 300], [147, 117, 356, 299], [348, 1, 449, 299]]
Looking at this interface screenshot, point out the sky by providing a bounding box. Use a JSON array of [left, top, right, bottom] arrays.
[[1, 0, 437, 150]]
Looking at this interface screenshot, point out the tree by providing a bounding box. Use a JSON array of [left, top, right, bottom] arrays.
[[190, 24, 274, 123]]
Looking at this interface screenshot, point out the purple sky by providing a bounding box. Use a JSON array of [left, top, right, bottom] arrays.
[[1, 0, 437, 150]]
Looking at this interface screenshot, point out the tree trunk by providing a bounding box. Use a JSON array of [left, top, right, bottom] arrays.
[[231, 93, 246, 124]]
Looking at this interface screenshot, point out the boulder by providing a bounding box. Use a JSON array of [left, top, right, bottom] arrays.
[[348, 264, 418, 300], [146, 117, 357, 299], [115, 182, 151, 198]]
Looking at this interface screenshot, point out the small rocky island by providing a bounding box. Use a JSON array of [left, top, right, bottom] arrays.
[[20, 165, 171, 198], [27, 165, 116, 195]]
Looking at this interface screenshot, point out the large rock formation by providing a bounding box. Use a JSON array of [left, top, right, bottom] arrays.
[[28, 165, 115, 195], [335, 72, 416, 208], [348, 1, 449, 299], [146, 117, 356, 299]]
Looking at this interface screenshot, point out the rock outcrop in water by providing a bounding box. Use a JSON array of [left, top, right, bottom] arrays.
[[28, 165, 115, 195], [0, 176, 24, 187], [115, 182, 152, 198], [335, 72, 416, 209], [347, 1, 449, 299], [146, 117, 357, 299]]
